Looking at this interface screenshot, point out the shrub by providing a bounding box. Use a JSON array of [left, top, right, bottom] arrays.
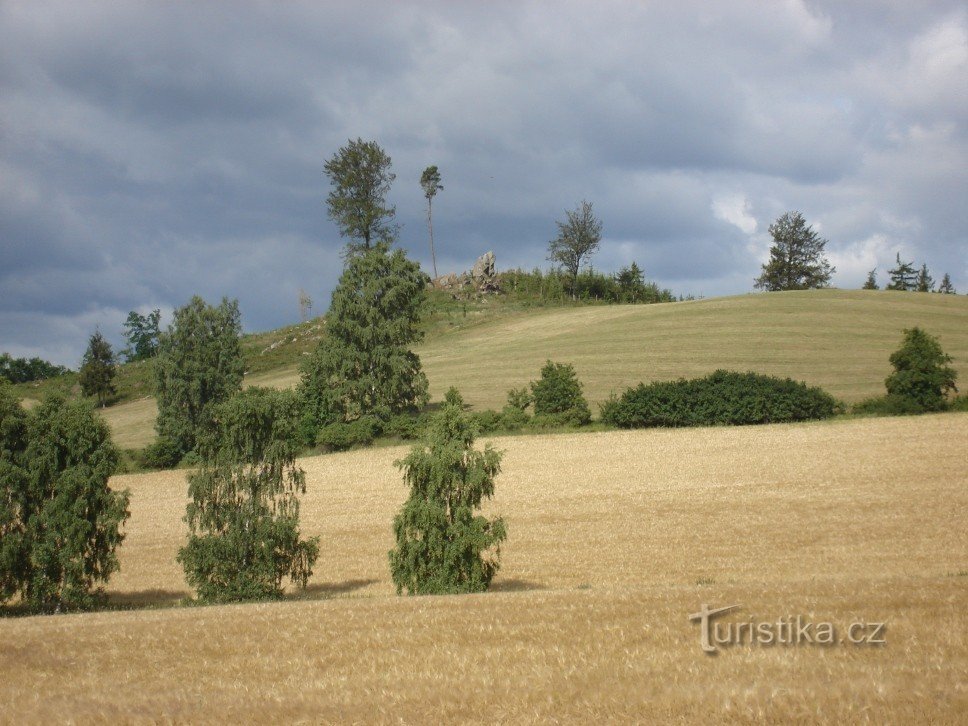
[[601, 370, 839, 428], [383, 412, 429, 441], [178, 388, 319, 603], [444, 386, 465, 408], [851, 395, 927, 417], [388, 404, 507, 595], [948, 395, 968, 412], [316, 416, 380, 451], [141, 437, 183, 469], [530, 360, 591, 426], [470, 408, 503, 434], [884, 327, 957, 412]]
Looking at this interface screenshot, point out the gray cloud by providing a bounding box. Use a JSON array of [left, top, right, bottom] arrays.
[[1, 0, 965, 365]]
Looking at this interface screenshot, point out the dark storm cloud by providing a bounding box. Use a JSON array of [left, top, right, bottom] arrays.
[[1, 0, 966, 365]]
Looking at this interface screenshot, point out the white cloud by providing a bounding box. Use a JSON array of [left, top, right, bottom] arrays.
[[712, 194, 758, 235]]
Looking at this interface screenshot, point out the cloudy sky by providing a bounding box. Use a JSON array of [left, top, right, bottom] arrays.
[[2, 1, 966, 366]]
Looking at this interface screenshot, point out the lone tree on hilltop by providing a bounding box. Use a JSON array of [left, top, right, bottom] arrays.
[[78, 330, 116, 407], [885, 327, 957, 411], [324, 138, 397, 254], [178, 388, 319, 603], [389, 403, 507, 595], [299, 245, 429, 440], [154, 296, 244, 463], [420, 165, 443, 279], [548, 200, 603, 300], [886, 253, 918, 291], [936, 273, 956, 294], [754, 211, 834, 291], [863, 269, 879, 290]]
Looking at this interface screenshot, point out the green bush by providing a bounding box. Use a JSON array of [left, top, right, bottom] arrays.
[[530, 360, 591, 426], [948, 395, 968, 412], [884, 327, 957, 412], [444, 386, 465, 408], [471, 408, 503, 434], [316, 416, 380, 451], [383, 412, 430, 440], [141, 437, 183, 469], [601, 370, 839, 428], [851, 394, 927, 416]]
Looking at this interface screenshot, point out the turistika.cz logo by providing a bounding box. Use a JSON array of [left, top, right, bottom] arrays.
[[688, 604, 886, 654]]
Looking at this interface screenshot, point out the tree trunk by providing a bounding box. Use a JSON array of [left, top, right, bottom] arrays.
[[428, 198, 438, 279]]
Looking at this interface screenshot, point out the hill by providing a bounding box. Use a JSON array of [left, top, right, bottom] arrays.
[[2, 414, 965, 721], [17, 288, 968, 450]]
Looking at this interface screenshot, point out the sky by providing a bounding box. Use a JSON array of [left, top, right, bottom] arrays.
[[1, 1, 966, 367]]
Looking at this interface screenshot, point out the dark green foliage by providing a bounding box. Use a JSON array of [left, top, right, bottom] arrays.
[[529, 361, 591, 426], [948, 394, 968, 412], [1, 395, 129, 612], [299, 245, 429, 437], [324, 138, 397, 253], [936, 273, 956, 294], [383, 412, 430, 441], [851, 394, 927, 417], [78, 330, 116, 407], [121, 309, 161, 362], [548, 200, 603, 299], [154, 296, 244, 460], [470, 408, 504, 434], [499, 267, 675, 305], [915, 264, 934, 293], [141, 437, 185, 469], [389, 404, 506, 595], [862, 269, 879, 290], [0, 353, 69, 384], [887, 253, 918, 291], [316, 416, 379, 451], [600, 371, 839, 428], [178, 388, 319, 603], [444, 386, 464, 409], [884, 327, 957, 412], [754, 211, 835, 291]]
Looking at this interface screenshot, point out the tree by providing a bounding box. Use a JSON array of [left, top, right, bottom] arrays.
[[936, 273, 957, 294], [616, 261, 647, 302], [178, 388, 319, 603], [754, 211, 834, 291], [0, 354, 69, 384], [3, 395, 129, 612], [548, 200, 603, 300], [886, 253, 917, 291], [389, 403, 506, 595], [299, 245, 429, 437], [915, 263, 934, 292], [78, 330, 116, 407], [298, 288, 313, 321], [529, 360, 592, 426], [121, 309, 161, 362], [324, 138, 397, 253], [862, 269, 879, 290], [885, 327, 957, 411], [0, 382, 29, 603], [420, 165, 444, 279], [154, 296, 244, 461]]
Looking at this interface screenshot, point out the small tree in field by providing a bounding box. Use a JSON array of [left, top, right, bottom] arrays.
[[754, 211, 834, 291], [178, 388, 319, 603], [885, 327, 957, 412], [936, 273, 956, 294], [862, 269, 879, 290], [548, 200, 603, 299], [16, 396, 129, 612], [530, 360, 592, 425], [154, 296, 244, 461], [389, 404, 506, 595], [79, 330, 116, 407]]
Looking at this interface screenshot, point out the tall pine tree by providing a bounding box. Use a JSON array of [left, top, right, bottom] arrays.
[[915, 263, 934, 292], [754, 211, 834, 291], [887, 253, 918, 291], [862, 269, 879, 290]]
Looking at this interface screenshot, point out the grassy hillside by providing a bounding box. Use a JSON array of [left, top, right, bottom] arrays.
[[88, 289, 968, 449], [2, 415, 965, 721]]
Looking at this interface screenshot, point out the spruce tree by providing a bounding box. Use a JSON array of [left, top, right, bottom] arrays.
[[862, 269, 879, 290], [300, 244, 429, 436], [885, 327, 957, 411], [389, 404, 506, 595], [887, 253, 918, 291], [154, 296, 244, 460], [936, 273, 956, 294], [915, 264, 935, 292], [178, 388, 319, 603], [754, 211, 834, 290], [78, 330, 117, 407], [17, 396, 129, 612]]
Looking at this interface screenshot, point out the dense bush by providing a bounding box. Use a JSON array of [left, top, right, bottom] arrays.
[[530, 361, 592, 426], [851, 394, 928, 417], [316, 416, 380, 451], [601, 370, 839, 428], [141, 437, 184, 469]]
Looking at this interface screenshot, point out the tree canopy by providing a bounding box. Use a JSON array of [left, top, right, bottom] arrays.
[[324, 138, 397, 253], [548, 200, 603, 298], [78, 330, 116, 407], [754, 211, 834, 291], [121, 309, 161, 362]]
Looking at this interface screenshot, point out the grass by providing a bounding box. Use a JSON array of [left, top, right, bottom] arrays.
[[2, 413, 965, 721]]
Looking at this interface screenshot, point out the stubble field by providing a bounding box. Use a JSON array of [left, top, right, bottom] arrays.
[[1, 413, 965, 722]]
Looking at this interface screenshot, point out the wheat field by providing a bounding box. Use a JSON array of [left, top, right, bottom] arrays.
[[1, 414, 966, 722], [100, 289, 968, 449]]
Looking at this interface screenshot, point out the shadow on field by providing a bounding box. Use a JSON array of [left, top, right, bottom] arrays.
[[294, 579, 380, 600], [490, 578, 545, 593], [107, 588, 187, 609]]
